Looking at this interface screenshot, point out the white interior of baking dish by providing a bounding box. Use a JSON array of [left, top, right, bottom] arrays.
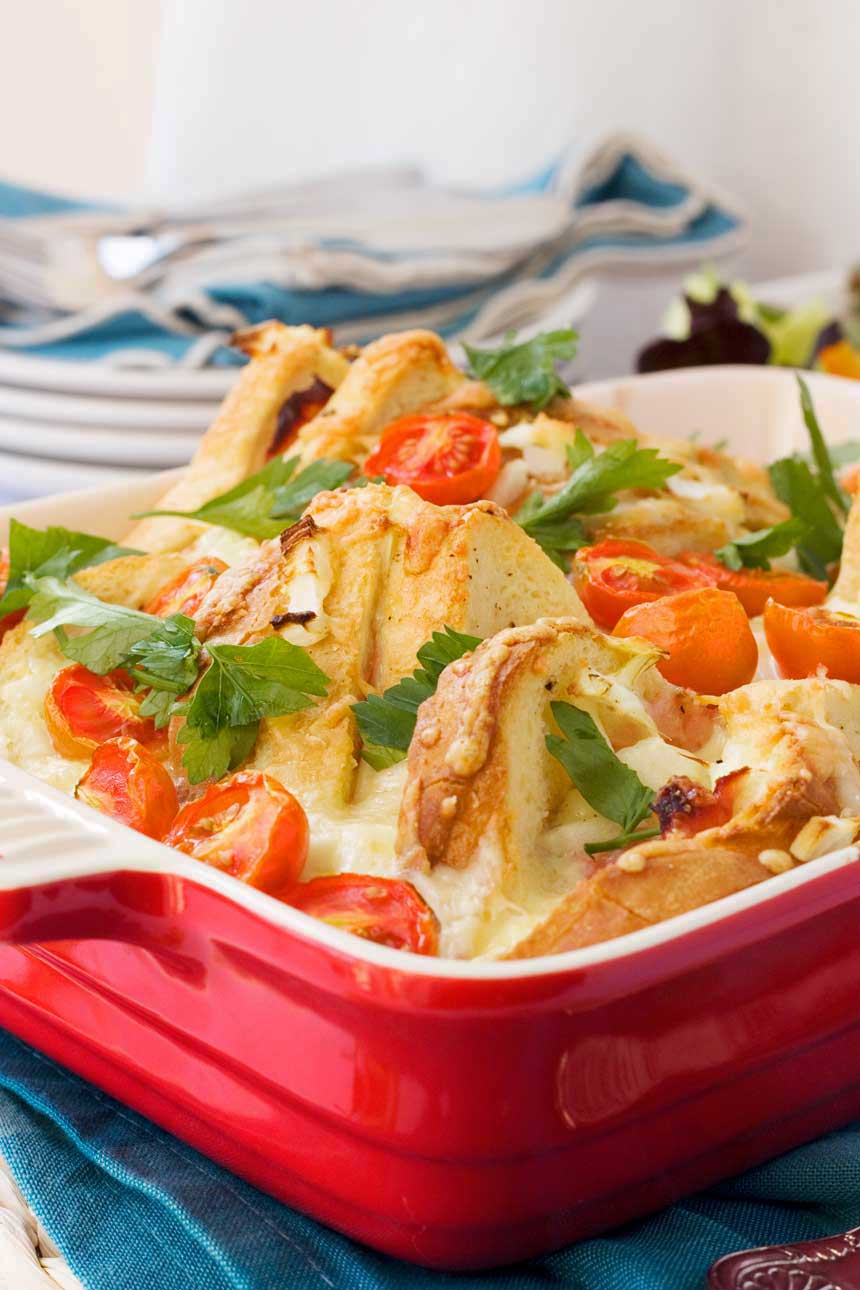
[[1, 364, 859, 980]]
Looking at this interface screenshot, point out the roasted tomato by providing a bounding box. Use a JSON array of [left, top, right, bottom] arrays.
[[362, 412, 501, 505], [45, 665, 159, 759], [679, 551, 826, 618], [572, 539, 715, 630], [0, 549, 25, 641], [76, 737, 178, 838], [164, 770, 308, 892], [143, 557, 228, 619], [653, 768, 748, 838], [284, 874, 439, 955], [614, 587, 758, 694], [763, 600, 860, 682]]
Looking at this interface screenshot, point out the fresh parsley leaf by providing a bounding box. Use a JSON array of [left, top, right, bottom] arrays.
[[352, 626, 481, 768], [546, 700, 654, 833], [177, 636, 329, 783], [797, 375, 849, 516], [125, 613, 201, 697], [177, 722, 260, 785], [137, 688, 180, 730], [135, 455, 358, 541], [0, 519, 137, 617], [135, 457, 295, 541], [584, 825, 661, 856], [463, 328, 578, 411], [515, 431, 681, 568], [271, 459, 354, 522], [769, 457, 843, 580], [714, 518, 810, 571], [26, 576, 159, 673]]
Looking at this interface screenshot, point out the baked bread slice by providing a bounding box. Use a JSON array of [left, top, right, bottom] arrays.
[[126, 322, 349, 554], [511, 677, 860, 958], [294, 329, 465, 466], [188, 482, 587, 821], [394, 617, 860, 959]]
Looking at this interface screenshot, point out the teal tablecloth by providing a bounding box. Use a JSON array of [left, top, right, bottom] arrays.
[[0, 1027, 857, 1290]]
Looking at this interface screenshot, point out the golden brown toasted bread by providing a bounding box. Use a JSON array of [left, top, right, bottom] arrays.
[[125, 322, 349, 553]]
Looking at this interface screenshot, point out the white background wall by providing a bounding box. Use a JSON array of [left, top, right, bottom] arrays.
[[1, 0, 858, 281]]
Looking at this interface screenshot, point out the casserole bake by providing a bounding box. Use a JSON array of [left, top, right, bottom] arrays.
[[1, 356, 860, 1267]]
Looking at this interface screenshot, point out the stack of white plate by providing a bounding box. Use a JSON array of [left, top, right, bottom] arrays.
[[0, 351, 240, 500]]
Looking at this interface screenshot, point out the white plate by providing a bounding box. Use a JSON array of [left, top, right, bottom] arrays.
[[0, 416, 200, 467], [0, 382, 221, 431], [0, 348, 240, 401], [0, 447, 153, 499]]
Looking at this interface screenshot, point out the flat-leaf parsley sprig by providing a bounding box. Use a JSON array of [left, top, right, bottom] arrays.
[[352, 626, 481, 769], [515, 431, 681, 568]]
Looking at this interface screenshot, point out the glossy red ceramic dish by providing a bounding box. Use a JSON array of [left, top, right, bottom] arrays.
[[3, 368, 860, 1269]]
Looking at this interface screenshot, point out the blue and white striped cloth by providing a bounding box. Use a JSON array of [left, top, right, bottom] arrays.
[[0, 134, 745, 369]]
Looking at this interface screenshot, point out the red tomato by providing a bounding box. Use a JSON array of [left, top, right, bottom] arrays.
[[572, 539, 715, 630], [0, 549, 25, 642], [362, 413, 501, 505], [164, 771, 308, 892], [679, 551, 826, 618], [763, 600, 860, 682], [45, 665, 159, 760], [284, 873, 439, 955], [76, 737, 178, 839], [653, 768, 748, 838], [143, 557, 228, 619], [614, 587, 758, 694]]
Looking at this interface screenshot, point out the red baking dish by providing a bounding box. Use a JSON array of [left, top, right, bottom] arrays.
[[3, 367, 860, 1270]]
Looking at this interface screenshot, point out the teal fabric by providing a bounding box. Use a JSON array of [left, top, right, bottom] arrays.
[[0, 153, 742, 362], [0, 1027, 855, 1290]]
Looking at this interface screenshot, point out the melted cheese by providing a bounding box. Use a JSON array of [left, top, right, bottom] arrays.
[[0, 633, 86, 792], [186, 525, 260, 569]]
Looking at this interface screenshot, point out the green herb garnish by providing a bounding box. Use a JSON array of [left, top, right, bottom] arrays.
[[135, 456, 355, 542], [0, 520, 137, 618], [352, 626, 481, 769], [463, 328, 578, 411], [546, 699, 654, 834], [515, 431, 681, 568], [176, 637, 329, 783], [714, 518, 810, 571]]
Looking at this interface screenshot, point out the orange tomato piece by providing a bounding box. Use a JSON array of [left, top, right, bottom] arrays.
[[284, 874, 440, 955], [763, 600, 860, 681], [362, 413, 501, 505], [573, 539, 716, 630], [164, 770, 308, 892], [679, 551, 826, 617], [45, 665, 159, 759], [76, 737, 179, 838], [819, 340, 860, 381], [143, 557, 228, 619], [0, 549, 25, 642], [613, 587, 758, 694]]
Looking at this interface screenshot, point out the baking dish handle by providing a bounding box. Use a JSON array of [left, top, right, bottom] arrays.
[[0, 869, 187, 946]]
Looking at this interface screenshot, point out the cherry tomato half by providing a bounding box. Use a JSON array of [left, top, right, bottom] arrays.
[[0, 549, 25, 642], [763, 600, 860, 682], [45, 665, 159, 760], [76, 737, 179, 839], [573, 539, 714, 630], [284, 873, 439, 955], [164, 770, 308, 892], [144, 557, 228, 619], [362, 413, 501, 505], [614, 587, 758, 694], [679, 551, 826, 618]]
